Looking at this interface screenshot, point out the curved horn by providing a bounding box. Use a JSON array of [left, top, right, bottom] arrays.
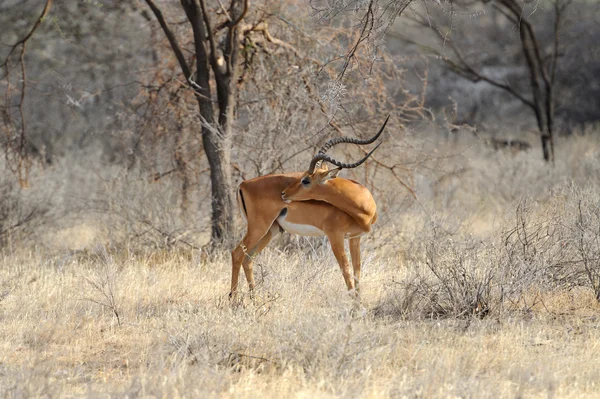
[[318, 115, 390, 155], [308, 142, 382, 174]]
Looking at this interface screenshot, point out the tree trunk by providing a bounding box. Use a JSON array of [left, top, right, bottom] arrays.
[[541, 134, 552, 162], [145, 0, 245, 245], [183, 0, 236, 245], [201, 124, 234, 242]]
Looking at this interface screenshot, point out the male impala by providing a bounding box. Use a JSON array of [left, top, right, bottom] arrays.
[[230, 116, 389, 299]]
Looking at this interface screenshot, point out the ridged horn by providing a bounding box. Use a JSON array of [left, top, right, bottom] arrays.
[[317, 115, 390, 155], [308, 142, 382, 175]]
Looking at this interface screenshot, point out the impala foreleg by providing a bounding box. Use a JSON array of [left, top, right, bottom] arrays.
[[349, 237, 361, 293], [328, 233, 354, 291], [231, 245, 245, 298]]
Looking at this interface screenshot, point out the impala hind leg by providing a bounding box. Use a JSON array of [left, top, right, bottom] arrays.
[[231, 223, 278, 299], [349, 237, 361, 293], [327, 233, 354, 291], [231, 231, 267, 298], [241, 223, 280, 294]]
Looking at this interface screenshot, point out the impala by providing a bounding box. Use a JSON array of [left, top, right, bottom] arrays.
[[230, 116, 389, 298]]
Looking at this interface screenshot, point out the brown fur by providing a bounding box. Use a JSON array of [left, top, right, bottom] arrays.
[[231, 167, 377, 299]]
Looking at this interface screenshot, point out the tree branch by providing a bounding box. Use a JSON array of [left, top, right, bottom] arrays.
[[0, 0, 53, 70], [406, 15, 536, 111], [1, 0, 53, 186], [248, 22, 323, 67], [180, 0, 215, 121], [337, 1, 374, 81], [144, 0, 192, 80], [198, 0, 223, 76], [225, 0, 249, 75]]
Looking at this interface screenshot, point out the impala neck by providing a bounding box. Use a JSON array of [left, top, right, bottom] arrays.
[[319, 179, 374, 224]]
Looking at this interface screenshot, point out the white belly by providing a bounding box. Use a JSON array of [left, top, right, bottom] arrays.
[[277, 214, 325, 237], [346, 232, 366, 239]]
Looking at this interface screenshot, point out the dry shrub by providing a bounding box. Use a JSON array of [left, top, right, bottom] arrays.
[[0, 161, 56, 251], [79, 245, 122, 326], [555, 187, 600, 300], [377, 185, 600, 320], [88, 169, 210, 250]]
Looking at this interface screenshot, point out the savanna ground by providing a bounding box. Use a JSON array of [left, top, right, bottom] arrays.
[[2, 128, 600, 397]]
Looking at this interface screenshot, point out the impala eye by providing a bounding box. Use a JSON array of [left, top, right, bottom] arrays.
[[301, 178, 310, 186]]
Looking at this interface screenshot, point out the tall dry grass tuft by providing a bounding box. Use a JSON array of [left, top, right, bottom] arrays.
[[1, 242, 600, 397]]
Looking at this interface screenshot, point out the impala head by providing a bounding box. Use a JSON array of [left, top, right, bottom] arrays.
[[281, 163, 339, 203], [281, 115, 389, 203]]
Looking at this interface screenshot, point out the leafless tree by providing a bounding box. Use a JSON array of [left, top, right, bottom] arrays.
[[143, 0, 251, 244], [401, 0, 574, 162], [0, 0, 53, 186], [142, 0, 424, 246]]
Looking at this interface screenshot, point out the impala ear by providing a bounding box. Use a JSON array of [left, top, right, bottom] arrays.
[[322, 167, 341, 181]]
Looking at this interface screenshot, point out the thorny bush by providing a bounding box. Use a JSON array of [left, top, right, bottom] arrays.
[[380, 188, 600, 320]]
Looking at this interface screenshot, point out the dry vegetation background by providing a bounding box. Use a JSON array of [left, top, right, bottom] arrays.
[[2, 0, 600, 397]]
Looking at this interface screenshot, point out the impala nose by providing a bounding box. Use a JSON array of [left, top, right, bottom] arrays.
[[281, 191, 291, 204]]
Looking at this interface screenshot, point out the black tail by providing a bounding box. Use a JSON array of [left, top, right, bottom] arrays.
[[238, 188, 248, 219]]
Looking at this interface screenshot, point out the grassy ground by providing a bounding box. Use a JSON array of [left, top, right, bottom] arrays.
[[2, 130, 600, 397], [1, 246, 599, 397]]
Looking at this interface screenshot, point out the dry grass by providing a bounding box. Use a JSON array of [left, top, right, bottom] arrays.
[[1, 242, 600, 397], [2, 128, 600, 397]]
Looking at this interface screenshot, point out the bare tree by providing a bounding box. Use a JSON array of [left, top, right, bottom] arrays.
[[0, 0, 53, 186], [402, 0, 574, 163], [142, 0, 424, 245], [143, 0, 251, 244]]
